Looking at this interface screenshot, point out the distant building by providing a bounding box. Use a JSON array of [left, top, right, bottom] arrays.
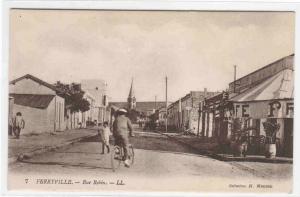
[[127, 78, 136, 110], [167, 90, 220, 133], [9, 74, 66, 134], [110, 101, 165, 117], [109, 78, 165, 119], [80, 91, 96, 128], [81, 79, 109, 123]]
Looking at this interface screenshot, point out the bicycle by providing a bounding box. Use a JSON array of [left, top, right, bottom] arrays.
[[110, 143, 134, 172]]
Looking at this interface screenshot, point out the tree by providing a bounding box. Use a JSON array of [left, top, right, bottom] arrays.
[[67, 92, 90, 113], [54, 81, 90, 113]]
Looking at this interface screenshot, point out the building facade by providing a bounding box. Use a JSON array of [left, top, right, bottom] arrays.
[[80, 91, 96, 127], [199, 91, 229, 140], [227, 54, 294, 157], [81, 79, 109, 123], [167, 90, 219, 134], [9, 74, 65, 134]]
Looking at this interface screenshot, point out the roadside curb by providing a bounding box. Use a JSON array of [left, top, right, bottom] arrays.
[[161, 133, 293, 164], [8, 133, 97, 165]]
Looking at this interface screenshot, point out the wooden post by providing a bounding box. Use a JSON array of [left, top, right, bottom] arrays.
[[165, 76, 168, 133], [197, 102, 201, 137], [212, 102, 216, 137], [54, 96, 57, 132], [206, 110, 210, 138], [201, 101, 206, 138]]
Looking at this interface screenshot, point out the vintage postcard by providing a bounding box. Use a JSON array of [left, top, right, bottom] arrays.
[[5, 8, 295, 194]]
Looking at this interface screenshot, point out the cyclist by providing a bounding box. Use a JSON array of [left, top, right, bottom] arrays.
[[112, 108, 134, 167]]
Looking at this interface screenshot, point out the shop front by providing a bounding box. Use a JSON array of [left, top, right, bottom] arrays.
[[228, 68, 294, 157], [231, 99, 293, 156]]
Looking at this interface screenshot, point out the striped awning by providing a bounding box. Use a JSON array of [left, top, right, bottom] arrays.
[[231, 69, 294, 102]]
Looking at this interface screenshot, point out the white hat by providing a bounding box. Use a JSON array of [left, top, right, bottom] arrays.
[[118, 108, 127, 113]]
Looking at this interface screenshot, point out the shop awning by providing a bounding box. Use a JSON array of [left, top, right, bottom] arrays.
[[231, 69, 293, 102], [230, 69, 294, 119]]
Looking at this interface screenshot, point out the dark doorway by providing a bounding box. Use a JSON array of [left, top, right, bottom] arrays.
[[283, 118, 293, 157]]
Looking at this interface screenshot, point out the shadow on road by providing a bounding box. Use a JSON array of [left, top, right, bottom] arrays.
[[79, 135, 101, 142], [19, 160, 112, 170], [79, 134, 204, 157]]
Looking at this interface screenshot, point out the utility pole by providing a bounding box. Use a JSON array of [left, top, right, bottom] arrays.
[[233, 65, 237, 93], [165, 76, 168, 133], [155, 95, 157, 110], [103, 82, 108, 123]]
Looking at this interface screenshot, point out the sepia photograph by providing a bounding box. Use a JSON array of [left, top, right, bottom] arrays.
[[6, 8, 295, 193]]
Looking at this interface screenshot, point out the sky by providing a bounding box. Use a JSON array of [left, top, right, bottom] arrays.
[[9, 10, 295, 102]]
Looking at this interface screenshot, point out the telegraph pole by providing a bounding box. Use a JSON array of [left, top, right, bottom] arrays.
[[233, 65, 237, 93], [155, 95, 157, 110], [165, 76, 168, 133]]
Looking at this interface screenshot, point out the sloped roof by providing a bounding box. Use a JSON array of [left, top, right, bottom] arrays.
[[229, 54, 294, 87], [109, 102, 127, 109], [136, 102, 165, 111], [10, 94, 55, 109], [230, 69, 294, 102], [10, 74, 59, 93], [109, 101, 165, 112]]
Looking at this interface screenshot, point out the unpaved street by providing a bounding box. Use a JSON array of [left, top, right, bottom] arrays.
[[8, 130, 292, 192]]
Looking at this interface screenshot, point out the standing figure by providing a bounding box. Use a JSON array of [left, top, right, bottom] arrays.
[[97, 122, 103, 138], [13, 112, 25, 139], [113, 109, 134, 167], [101, 121, 111, 154], [8, 116, 14, 136]]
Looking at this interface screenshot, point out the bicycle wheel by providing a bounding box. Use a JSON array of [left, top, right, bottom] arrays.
[[128, 144, 135, 165], [111, 145, 122, 172]]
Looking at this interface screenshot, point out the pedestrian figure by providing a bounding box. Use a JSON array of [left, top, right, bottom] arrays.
[[97, 122, 103, 136], [101, 121, 111, 154], [12, 112, 25, 139], [239, 134, 248, 157], [8, 116, 14, 136]]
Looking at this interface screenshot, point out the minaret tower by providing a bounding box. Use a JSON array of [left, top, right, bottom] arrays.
[[127, 78, 136, 110]]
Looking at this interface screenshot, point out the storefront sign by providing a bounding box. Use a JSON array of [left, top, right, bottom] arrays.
[[233, 100, 293, 119]]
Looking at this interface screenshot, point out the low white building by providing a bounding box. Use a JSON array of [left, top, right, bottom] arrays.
[[9, 74, 65, 134], [81, 79, 109, 123]]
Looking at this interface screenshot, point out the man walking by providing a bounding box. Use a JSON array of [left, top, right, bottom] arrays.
[[13, 112, 25, 139], [112, 109, 134, 167]]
